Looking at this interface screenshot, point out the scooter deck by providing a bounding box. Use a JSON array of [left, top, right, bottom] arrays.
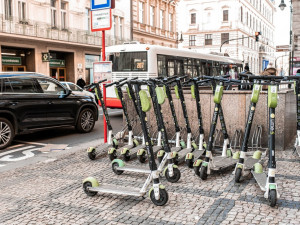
[[211, 156, 238, 171], [251, 171, 267, 191], [117, 165, 151, 174], [89, 184, 143, 197], [244, 157, 260, 170], [126, 145, 145, 160], [96, 143, 113, 156], [176, 148, 193, 164], [171, 146, 182, 152], [192, 150, 206, 160]]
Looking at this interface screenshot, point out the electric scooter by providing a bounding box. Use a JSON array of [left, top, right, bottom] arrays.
[[284, 76, 300, 157], [86, 79, 119, 160], [105, 78, 140, 161], [107, 79, 181, 183], [196, 76, 241, 180], [83, 79, 169, 206], [169, 76, 198, 166], [234, 74, 264, 183], [249, 75, 284, 207]]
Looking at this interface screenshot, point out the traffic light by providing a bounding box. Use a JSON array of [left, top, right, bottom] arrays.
[[255, 32, 261, 42]]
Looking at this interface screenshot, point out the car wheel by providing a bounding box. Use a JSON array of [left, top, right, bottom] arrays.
[[76, 108, 95, 133], [0, 118, 14, 150]]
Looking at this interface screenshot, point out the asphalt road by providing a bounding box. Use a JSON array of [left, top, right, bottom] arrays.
[[0, 108, 124, 171]]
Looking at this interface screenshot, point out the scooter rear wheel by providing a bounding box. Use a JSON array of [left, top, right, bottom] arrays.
[[200, 166, 208, 180], [112, 162, 124, 175], [235, 168, 242, 183], [174, 155, 179, 165], [185, 156, 194, 169], [150, 188, 169, 206], [123, 151, 131, 161], [88, 149, 96, 160], [157, 153, 165, 163], [269, 189, 277, 207], [108, 150, 117, 161], [138, 151, 147, 163], [83, 181, 97, 197], [165, 167, 181, 183], [194, 165, 201, 177]]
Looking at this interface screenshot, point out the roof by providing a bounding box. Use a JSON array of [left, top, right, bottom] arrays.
[[0, 72, 48, 78]]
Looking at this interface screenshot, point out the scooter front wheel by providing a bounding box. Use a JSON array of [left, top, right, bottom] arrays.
[[138, 151, 147, 163], [88, 149, 96, 160], [269, 189, 277, 207], [83, 182, 97, 197], [165, 167, 181, 183], [235, 168, 242, 183], [112, 162, 124, 175], [200, 166, 208, 180], [150, 188, 169, 206]]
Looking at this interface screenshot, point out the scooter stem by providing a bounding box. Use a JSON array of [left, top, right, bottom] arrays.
[[175, 131, 180, 147]]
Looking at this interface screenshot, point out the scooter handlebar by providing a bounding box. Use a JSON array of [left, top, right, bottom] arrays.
[[97, 79, 107, 84], [105, 78, 128, 88]]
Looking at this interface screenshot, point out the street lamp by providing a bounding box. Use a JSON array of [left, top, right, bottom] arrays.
[[278, 0, 294, 75]]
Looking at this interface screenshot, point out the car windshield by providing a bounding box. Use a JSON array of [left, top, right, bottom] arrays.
[[68, 83, 82, 91]]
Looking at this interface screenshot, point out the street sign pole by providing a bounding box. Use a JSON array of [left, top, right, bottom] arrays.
[[102, 30, 107, 143]]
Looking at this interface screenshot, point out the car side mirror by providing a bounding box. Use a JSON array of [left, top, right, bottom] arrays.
[[60, 88, 72, 98]]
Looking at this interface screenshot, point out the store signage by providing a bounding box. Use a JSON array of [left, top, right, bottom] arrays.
[[50, 59, 65, 67], [91, 9, 112, 32], [2, 56, 22, 65], [91, 0, 111, 10], [42, 52, 50, 62], [93, 61, 112, 82]]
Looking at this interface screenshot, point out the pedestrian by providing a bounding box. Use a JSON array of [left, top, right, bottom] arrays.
[[77, 75, 86, 89], [239, 65, 252, 90]]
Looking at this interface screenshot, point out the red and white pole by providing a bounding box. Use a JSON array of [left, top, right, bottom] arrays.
[[102, 30, 107, 143]]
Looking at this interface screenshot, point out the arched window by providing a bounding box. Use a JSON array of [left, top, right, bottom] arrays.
[[240, 7, 243, 23]]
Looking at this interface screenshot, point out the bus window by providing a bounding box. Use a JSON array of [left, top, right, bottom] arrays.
[[175, 59, 183, 76], [201, 61, 207, 75], [157, 55, 167, 77], [168, 60, 175, 76], [110, 52, 147, 72]]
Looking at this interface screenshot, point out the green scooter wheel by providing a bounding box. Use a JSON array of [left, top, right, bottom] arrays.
[[138, 151, 147, 163], [122, 151, 131, 161], [235, 168, 242, 183], [112, 162, 124, 175], [83, 181, 97, 197], [200, 166, 208, 180], [108, 150, 117, 161], [269, 189, 277, 207], [150, 188, 169, 206], [165, 167, 181, 183], [88, 149, 96, 160], [194, 165, 201, 177]]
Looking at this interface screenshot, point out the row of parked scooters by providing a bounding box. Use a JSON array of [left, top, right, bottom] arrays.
[[82, 74, 300, 207]]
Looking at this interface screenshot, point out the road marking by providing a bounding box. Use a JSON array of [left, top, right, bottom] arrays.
[[0, 146, 35, 157], [0, 148, 39, 162], [15, 140, 48, 146]]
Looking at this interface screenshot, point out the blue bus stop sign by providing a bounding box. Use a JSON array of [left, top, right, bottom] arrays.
[[262, 59, 269, 71], [91, 0, 111, 10]]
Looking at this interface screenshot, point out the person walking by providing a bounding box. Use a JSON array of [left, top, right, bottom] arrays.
[[239, 65, 252, 90], [76, 75, 86, 89]]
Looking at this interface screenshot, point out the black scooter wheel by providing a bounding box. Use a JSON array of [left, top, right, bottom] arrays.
[[185, 156, 194, 169], [112, 162, 124, 175], [123, 151, 131, 161], [88, 149, 96, 160], [194, 165, 201, 177], [235, 168, 242, 183], [138, 152, 147, 163], [157, 152, 165, 163], [83, 182, 97, 197], [108, 150, 117, 161], [200, 166, 208, 180], [150, 188, 169, 206], [174, 154, 179, 165], [165, 167, 181, 183], [269, 189, 277, 207]]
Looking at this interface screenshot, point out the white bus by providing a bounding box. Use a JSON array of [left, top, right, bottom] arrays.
[[104, 43, 243, 108]]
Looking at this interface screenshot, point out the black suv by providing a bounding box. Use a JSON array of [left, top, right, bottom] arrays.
[[0, 73, 99, 149]]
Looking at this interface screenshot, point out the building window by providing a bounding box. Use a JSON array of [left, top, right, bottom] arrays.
[[61, 2, 67, 29], [169, 14, 173, 32], [119, 17, 123, 40], [85, 8, 90, 31], [223, 10, 228, 22], [51, 0, 57, 28], [240, 7, 243, 23], [189, 35, 196, 46], [160, 10, 165, 29], [113, 16, 117, 38], [150, 6, 155, 27], [139, 2, 144, 23], [221, 33, 229, 45], [18, 1, 26, 21], [4, 0, 13, 20], [191, 13, 196, 24], [205, 34, 212, 45]]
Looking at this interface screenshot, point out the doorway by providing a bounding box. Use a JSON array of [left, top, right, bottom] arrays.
[[50, 68, 66, 81], [2, 65, 26, 71]]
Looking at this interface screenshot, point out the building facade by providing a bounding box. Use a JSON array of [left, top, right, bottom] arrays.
[[132, 0, 179, 48], [0, 0, 130, 83], [292, 0, 300, 74], [177, 0, 276, 74]]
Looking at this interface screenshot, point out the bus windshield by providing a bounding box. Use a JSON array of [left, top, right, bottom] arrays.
[[108, 51, 148, 72]]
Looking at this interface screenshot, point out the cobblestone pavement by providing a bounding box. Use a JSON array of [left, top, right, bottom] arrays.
[[1, 147, 300, 225]]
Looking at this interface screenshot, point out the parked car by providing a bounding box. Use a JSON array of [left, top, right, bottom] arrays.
[[61, 81, 96, 102], [0, 72, 99, 150]]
